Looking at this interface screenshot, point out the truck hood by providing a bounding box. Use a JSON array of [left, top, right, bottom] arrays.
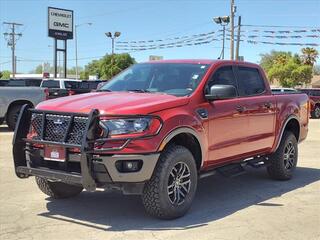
[[36, 91, 189, 115]]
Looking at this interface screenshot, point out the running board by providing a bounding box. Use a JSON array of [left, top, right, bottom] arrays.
[[217, 163, 246, 177]]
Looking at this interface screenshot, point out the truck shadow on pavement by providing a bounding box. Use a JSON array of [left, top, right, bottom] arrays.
[[39, 166, 320, 231]]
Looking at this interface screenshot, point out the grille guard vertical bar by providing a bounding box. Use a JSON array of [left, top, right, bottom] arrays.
[[12, 104, 32, 178], [80, 109, 99, 191]]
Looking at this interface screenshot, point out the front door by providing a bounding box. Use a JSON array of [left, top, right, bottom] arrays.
[[204, 65, 251, 166]]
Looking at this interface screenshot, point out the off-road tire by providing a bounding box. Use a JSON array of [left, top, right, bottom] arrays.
[[267, 131, 298, 180], [6, 104, 23, 131], [311, 105, 320, 119], [142, 145, 198, 219], [35, 177, 83, 199]]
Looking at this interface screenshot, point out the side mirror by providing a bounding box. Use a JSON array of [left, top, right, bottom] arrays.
[[205, 85, 237, 101]]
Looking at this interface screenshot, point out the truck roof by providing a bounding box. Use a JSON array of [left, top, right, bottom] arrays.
[[144, 59, 260, 67]]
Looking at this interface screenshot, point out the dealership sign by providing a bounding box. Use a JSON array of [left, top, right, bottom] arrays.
[[48, 7, 73, 40]]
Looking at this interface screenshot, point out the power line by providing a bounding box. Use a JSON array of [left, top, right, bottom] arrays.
[[242, 24, 319, 28]]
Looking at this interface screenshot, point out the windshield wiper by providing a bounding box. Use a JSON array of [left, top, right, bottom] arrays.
[[97, 89, 112, 92], [127, 89, 150, 93]]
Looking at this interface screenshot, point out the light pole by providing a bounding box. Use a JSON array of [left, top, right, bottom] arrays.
[[105, 32, 121, 78], [75, 22, 92, 79], [105, 31, 121, 55], [213, 16, 230, 60]]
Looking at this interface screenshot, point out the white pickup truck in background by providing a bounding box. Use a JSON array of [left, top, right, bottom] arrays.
[[0, 87, 48, 130]]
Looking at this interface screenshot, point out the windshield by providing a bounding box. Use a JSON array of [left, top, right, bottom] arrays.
[[100, 63, 210, 96]]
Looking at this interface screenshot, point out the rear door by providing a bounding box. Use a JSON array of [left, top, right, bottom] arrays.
[[235, 66, 276, 152]]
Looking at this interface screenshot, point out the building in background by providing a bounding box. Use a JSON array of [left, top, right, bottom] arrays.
[[149, 55, 163, 61]]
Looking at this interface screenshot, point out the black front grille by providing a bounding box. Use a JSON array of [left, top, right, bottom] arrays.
[[30, 113, 88, 145]]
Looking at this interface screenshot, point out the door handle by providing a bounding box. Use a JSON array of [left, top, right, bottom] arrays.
[[236, 105, 246, 113], [263, 102, 272, 109]]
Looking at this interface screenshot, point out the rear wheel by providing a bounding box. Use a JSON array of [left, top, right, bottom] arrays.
[[311, 105, 320, 119], [267, 131, 298, 180], [35, 177, 83, 199], [142, 145, 198, 219]]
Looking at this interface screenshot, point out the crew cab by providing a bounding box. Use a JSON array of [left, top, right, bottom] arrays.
[[13, 60, 309, 219]]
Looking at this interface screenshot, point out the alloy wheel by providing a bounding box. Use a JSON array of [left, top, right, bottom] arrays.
[[284, 141, 295, 170], [167, 162, 191, 205]]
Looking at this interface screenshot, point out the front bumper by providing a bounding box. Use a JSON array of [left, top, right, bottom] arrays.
[[16, 151, 160, 184], [13, 105, 161, 191]]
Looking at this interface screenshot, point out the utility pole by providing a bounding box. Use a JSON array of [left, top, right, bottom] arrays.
[[230, 0, 236, 60], [235, 16, 241, 60], [3, 22, 23, 78]]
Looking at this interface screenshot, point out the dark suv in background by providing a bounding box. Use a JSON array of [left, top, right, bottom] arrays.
[[299, 88, 320, 119]]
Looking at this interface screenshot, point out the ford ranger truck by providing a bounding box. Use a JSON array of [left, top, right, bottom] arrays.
[[13, 60, 309, 219]]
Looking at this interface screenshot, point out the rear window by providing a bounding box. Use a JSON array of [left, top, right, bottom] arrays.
[[26, 79, 42, 86], [41, 80, 60, 88], [65, 81, 80, 89], [237, 67, 265, 96], [8, 80, 25, 86]]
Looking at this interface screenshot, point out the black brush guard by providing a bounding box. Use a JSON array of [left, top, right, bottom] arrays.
[[12, 104, 162, 191]]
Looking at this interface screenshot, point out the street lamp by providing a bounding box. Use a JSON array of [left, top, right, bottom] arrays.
[[213, 16, 230, 59], [75, 22, 92, 79], [105, 31, 121, 55]]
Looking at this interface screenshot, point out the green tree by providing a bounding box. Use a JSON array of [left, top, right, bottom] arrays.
[[268, 58, 313, 87], [259, 50, 292, 72], [82, 53, 136, 80], [301, 47, 319, 66], [0, 70, 11, 79], [32, 65, 43, 74]]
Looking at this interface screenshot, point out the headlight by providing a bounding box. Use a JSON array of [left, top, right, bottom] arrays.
[[100, 117, 151, 136]]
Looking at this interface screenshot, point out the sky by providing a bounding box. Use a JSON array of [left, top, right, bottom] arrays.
[[0, 0, 319, 73]]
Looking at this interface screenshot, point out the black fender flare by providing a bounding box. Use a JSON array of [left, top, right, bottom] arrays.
[[275, 114, 300, 151], [157, 127, 206, 168]]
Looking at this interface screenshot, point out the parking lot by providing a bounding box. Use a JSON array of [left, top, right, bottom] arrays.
[[0, 120, 319, 240]]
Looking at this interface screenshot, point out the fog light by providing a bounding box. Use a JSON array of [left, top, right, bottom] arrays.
[[115, 160, 143, 173]]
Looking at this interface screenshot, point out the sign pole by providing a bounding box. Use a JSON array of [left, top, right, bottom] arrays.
[[63, 40, 67, 78], [54, 38, 57, 78]]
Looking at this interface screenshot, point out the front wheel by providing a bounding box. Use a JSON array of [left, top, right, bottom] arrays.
[[267, 131, 298, 180], [6, 104, 23, 131], [142, 145, 198, 219], [35, 177, 83, 199]]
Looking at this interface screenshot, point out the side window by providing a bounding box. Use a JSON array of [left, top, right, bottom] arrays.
[[313, 90, 320, 96], [206, 66, 237, 94], [237, 67, 265, 96]]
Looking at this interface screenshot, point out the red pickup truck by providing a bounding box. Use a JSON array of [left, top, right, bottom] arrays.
[[13, 60, 309, 219]]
